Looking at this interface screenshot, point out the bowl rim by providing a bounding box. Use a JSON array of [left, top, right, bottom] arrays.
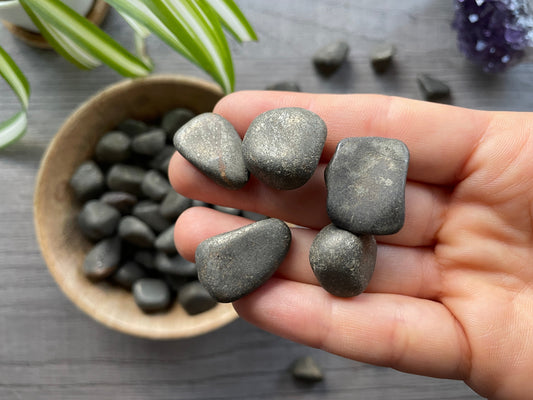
[[33, 74, 238, 339]]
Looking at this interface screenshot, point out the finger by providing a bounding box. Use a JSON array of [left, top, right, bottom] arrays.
[[233, 278, 470, 380], [214, 91, 492, 185], [170, 153, 449, 245], [174, 207, 444, 299]]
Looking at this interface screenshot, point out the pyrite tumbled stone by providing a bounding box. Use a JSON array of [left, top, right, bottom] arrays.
[[309, 224, 376, 297], [242, 107, 327, 190], [173, 113, 249, 190], [196, 218, 291, 302], [325, 137, 409, 235]]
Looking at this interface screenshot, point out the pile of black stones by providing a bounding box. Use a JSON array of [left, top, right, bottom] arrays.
[[69, 108, 265, 314], [174, 107, 409, 302]]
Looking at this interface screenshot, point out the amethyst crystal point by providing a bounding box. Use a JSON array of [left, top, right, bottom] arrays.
[[453, 0, 533, 72]]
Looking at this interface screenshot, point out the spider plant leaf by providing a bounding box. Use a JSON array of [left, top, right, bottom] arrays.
[[204, 0, 257, 42], [0, 45, 30, 109], [20, 0, 151, 77], [144, 0, 234, 93], [103, 0, 195, 63], [0, 46, 29, 148], [0, 111, 28, 149], [117, 10, 154, 68]]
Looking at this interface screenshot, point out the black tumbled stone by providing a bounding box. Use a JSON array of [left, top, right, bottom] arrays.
[[141, 169, 171, 201], [106, 164, 146, 196], [112, 261, 147, 289], [416, 73, 451, 102], [154, 226, 177, 254], [161, 107, 195, 141], [243, 107, 327, 190], [133, 200, 171, 233], [309, 224, 376, 297], [370, 43, 396, 74], [179, 281, 218, 315], [265, 81, 301, 92], [118, 216, 155, 248], [325, 137, 409, 235], [196, 219, 291, 302], [155, 252, 197, 277], [83, 236, 122, 281], [100, 191, 138, 214], [290, 356, 324, 382], [95, 131, 131, 164], [69, 161, 105, 202], [118, 119, 149, 136], [133, 278, 172, 313], [159, 191, 192, 219], [77, 200, 121, 241], [173, 113, 249, 190], [131, 128, 166, 156], [148, 145, 175, 173], [312, 40, 349, 76]]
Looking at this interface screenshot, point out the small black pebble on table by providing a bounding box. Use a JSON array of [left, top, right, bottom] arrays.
[[416, 73, 451, 102], [312, 40, 350, 76], [265, 81, 301, 92], [370, 42, 396, 74], [290, 356, 324, 382]]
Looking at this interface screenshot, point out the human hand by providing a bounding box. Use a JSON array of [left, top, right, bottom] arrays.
[[169, 91, 533, 400]]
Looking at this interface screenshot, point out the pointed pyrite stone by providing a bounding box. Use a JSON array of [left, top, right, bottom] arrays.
[[325, 137, 409, 235], [173, 113, 249, 190], [195, 219, 292, 302]]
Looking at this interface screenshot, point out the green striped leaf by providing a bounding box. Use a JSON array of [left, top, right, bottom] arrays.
[[144, 0, 234, 92], [204, 0, 257, 42], [0, 111, 28, 149], [20, 0, 151, 77], [0, 45, 30, 109], [104, 0, 196, 65], [0, 46, 30, 148]]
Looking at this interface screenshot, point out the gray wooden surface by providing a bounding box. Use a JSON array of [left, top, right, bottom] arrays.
[[1, 1, 532, 399]]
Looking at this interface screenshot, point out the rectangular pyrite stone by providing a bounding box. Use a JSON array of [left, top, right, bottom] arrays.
[[325, 137, 409, 235]]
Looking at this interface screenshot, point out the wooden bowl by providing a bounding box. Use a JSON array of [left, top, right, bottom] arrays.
[[34, 75, 238, 339]]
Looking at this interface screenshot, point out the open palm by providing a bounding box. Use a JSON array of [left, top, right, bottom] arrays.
[[170, 91, 533, 400]]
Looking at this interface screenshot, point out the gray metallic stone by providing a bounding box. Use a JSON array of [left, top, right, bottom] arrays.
[[133, 278, 172, 313], [77, 200, 121, 241], [133, 200, 171, 233], [94, 131, 131, 164], [196, 218, 291, 303], [112, 261, 147, 290], [179, 281, 218, 315], [118, 216, 155, 248], [159, 191, 192, 219], [69, 160, 105, 202], [243, 107, 327, 190], [141, 169, 171, 201], [290, 356, 324, 382], [416, 73, 451, 102], [83, 236, 121, 281], [370, 43, 396, 74], [325, 137, 409, 235], [106, 164, 146, 196], [312, 40, 349, 76], [173, 113, 249, 190], [154, 225, 177, 254], [161, 107, 195, 140], [309, 224, 376, 297], [131, 128, 166, 156]]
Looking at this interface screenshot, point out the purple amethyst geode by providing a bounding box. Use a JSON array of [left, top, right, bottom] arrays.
[[453, 0, 533, 72]]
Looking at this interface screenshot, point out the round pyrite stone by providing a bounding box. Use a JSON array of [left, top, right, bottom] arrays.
[[242, 107, 327, 190], [325, 137, 409, 235], [195, 218, 292, 303], [173, 113, 249, 190], [309, 224, 377, 297]]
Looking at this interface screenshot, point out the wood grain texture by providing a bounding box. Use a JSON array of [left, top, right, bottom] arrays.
[[2, 0, 532, 398]]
